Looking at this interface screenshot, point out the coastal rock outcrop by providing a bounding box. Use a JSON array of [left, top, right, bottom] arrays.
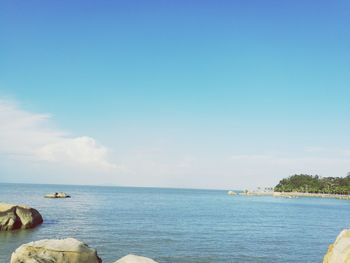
[[324, 229, 350, 263], [115, 254, 158, 263], [45, 192, 71, 198], [227, 191, 236, 196], [0, 203, 43, 231], [11, 238, 102, 263]]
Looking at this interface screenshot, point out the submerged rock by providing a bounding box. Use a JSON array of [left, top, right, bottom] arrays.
[[324, 229, 350, 263], [45, 192, 71, 198], [11, 238, 102, 263], [0, 203, 43, 231], [115, 254, 158, 263]]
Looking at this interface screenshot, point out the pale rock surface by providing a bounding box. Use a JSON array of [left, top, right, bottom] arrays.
[[0, 203, 43, 231], [11, 238, 102, 263], [45, 192, 71, 198], [324, 229, 350, 263], [115, 254, 158, 263]]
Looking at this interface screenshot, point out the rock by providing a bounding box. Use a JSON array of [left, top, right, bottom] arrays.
[[227, 191, 236, 196], [45, 192, 71, 198], [115, 254, 158, 263], [0, 203, 43, 231], [324, 229, 350, 263], [11, 238, 102, 263]]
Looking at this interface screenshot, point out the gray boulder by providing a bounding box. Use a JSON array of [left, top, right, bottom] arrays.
[[0, 203, 43, 231], [115, 254, 158, 263], [11, 238, 102, 263], [324, 229, 350, 263], [45, 192, 71, 198]]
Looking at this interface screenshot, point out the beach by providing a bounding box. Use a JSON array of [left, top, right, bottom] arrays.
[[240, 191, 350, 199]]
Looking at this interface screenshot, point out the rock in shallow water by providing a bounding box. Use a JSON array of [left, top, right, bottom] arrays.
[[115, 254, 158, 263], [45, 192, 71, 198], [324, 229, 350, 263], [0, 203, 43, 231], [11, 238, 102, 263]]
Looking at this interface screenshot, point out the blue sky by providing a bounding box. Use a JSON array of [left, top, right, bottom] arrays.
[[1, 0, 350, 189]]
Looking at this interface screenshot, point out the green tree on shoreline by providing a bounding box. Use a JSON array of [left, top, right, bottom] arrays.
[[274, 174, 350, 194]]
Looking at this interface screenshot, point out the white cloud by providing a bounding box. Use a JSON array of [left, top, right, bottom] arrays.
[[2, 98, 349, 189], [0, 99, 116, 171], [37, 136, 117, 170], [304, 146, 325, 153]]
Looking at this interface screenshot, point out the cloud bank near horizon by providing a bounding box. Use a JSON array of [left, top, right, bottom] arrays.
[[1, 98, 350, 189], [0, 99, 117, 171]]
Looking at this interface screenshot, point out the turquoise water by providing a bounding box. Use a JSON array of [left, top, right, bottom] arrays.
[[0, 183, 349, 263]]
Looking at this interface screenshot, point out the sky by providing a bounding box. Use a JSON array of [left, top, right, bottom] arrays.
[[0, 0, 350, 189]]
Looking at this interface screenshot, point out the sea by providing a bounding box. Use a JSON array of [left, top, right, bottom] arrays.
[[0, 183, 349, 263]]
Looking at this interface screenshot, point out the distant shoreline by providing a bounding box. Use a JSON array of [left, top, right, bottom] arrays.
[[240, 191, 350, 200]]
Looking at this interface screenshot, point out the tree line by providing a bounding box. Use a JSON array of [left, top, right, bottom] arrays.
[[274, 173, 350, 194]]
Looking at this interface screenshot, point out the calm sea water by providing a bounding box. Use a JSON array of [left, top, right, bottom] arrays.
[[0, 183, 349, 263]]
